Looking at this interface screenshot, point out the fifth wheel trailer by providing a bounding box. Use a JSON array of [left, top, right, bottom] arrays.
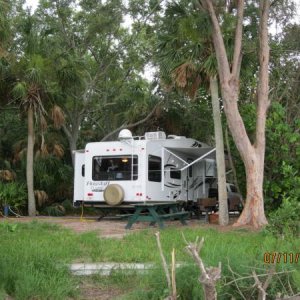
[[73, 129, 218, 208]]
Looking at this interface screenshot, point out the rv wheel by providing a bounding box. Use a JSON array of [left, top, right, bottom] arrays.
[[103, 184, 124, 206]]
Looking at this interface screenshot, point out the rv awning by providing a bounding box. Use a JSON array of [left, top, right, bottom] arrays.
[[165, 147, 216, 160], [160, 146, 216, 191], [163, 147, 216, 172]]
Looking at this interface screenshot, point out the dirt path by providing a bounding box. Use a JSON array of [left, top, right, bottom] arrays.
[[0, 214, 247, 238]]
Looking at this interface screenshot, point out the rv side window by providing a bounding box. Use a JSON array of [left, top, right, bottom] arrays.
[[81, 164, 85, 177], [92, 155, 138, 181], [148, 155, 161, 182], [170, 169, 181, 180], [205, 160, 215, 177]]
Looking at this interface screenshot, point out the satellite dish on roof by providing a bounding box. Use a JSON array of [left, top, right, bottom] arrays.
[[118, 129, 133, 140]]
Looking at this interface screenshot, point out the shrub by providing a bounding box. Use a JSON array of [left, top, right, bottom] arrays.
[[0, 181, 27, 209], [266, 195, 300, 239], [42, 204, 66, 216], [61, 199, 76, 213]]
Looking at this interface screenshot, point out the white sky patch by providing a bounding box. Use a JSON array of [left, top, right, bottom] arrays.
[[24, 0, 38, 12], [121, 14, 134, 33], [143, 63, 156, 82]]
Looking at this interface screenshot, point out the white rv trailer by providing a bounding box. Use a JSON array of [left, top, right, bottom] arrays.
[[73, 130, 216, 207]]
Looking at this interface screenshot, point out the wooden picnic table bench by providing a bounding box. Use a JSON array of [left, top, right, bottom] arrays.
[[125, 202, 189, 229]]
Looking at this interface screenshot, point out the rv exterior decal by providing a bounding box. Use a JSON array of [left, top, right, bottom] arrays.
[[191, 141, 202, 148]]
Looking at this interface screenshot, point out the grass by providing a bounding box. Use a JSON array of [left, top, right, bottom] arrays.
[[0, 220, 299, 299]]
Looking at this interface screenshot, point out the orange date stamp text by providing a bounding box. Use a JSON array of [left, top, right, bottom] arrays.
[[264, 252, 299, 264]]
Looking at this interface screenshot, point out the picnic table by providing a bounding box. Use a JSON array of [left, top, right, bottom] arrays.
[[125, 202, 189, 229]]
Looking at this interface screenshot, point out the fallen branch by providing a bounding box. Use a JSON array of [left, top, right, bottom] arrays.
[[155, 232, 172, 298], [171, 248, 177, 300], [224, 270, 294, 286], [225, 261, 299, 300], [227, 263, 247, 300]]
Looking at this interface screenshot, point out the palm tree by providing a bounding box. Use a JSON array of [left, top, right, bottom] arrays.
[[13, 80, 46, 216]]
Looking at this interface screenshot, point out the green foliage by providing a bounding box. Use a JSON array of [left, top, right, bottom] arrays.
[[0, 181, 26, 209], [33, 155, 73, 201], [266, 195, 300, 239], [42, 204, 66, 216], [0, 222, 18, 232], [264, 102, 300, 210], [61, 199, 76, 213], [228, 102, 300, 211], [12, 81, 27, 100], [0, 110, 27, 166]]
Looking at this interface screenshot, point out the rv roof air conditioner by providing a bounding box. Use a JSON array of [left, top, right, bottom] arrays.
[[167, 135, 186, 139], [145, 131, 166, 140], [118, 129, 133, 140]]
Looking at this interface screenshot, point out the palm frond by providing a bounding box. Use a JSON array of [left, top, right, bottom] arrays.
[[12, 82, 27, 100], [188, 74, 202, 99], [21, 84, 47, 117], [172, 62, 196, 88], [52, 144, 64, 158], [34, 190, 49, 207], [26, 67, 43, 84], [40, 115, 48, 131], [41, 144, 49, 157], [0, 170, 16, 182], [51, 105, 65, 129]]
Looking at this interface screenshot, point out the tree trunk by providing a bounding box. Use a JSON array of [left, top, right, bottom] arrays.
[[69, 132, 78, 167], [234, 151, 267, 227], [27, 107, 36, 217], [221, 87, 268, 227], [202, 0, 270, 227], [210, 76, 228, 226], [62, 122, 80, 167], [224, 126, 242, 198]]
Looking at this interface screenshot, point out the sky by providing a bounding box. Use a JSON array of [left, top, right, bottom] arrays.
[[25, 0, 38, 12]]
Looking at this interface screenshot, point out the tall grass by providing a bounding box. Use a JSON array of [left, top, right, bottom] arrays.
[[0, 220, 299, 299], [116, 227, 300, 299], [0, 221, 80, 299]]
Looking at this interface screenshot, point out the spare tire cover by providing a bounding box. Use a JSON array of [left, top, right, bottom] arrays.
[[103, 184, 124, 206]]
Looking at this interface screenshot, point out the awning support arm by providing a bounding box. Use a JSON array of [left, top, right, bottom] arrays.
[[163, 148, 189, 165], [180, 148, 216, 171]]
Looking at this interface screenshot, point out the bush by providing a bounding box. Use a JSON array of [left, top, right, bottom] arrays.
[[0, 181, 27, 209], [42, 204, 66, 216], [266, 195, 300, 239], [61, 199, 76, 213]]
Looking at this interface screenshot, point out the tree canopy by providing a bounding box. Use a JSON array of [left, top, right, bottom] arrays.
[[0, 0, 299, 221]]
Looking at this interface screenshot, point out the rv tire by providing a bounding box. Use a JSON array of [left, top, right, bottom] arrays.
[[103, 184, 124, 206]]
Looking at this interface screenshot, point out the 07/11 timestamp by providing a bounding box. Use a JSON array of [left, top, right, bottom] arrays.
[[264, 252, 299, 264]]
